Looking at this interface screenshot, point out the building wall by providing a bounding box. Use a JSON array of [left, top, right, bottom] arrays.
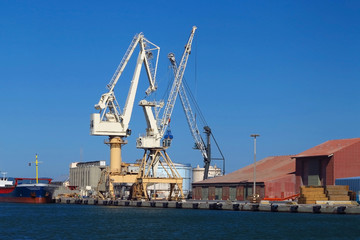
[[192, 184, 265, 201], [69, 164, 103, 189], [152, 163, 192, 196], [334, 142, 360, 180], [236, 186, 244, 201], [265, 174, 295, 198], [295, 156, 331, 191], [326, 156, 335, 185], [192, 165, 222, 183]]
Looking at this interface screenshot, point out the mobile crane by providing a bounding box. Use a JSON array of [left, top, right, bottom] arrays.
[[132, 26, 197, 200], [90, 33, 160, 198]]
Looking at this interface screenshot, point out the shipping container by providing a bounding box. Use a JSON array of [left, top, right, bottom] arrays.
[[336, 176, 360, 202]]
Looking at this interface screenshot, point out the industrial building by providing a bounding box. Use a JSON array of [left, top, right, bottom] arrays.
[[147, 163, 192, 198], [192, 155, 295, 200], [193, 137, 360, 201], [192, 165, 222, 183], [68, 160, 197, 199], [294, 138, 360, 191], [69, 161, 106, 192]]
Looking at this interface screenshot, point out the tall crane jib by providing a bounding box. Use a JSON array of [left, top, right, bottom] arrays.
[[168, 41, 225, 180], [131, 27, 197, 201], [136, 26, 197, 149], [90, 34, 160, 137]]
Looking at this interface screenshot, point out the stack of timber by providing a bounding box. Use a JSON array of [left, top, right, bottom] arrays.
[[325, 185, 350, 201], [298, 186, 328, 204]]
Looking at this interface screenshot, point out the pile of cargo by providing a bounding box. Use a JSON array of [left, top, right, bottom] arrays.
[[325, 185, 350, 201], [298, 186, 328, 204], [298, 185, 351, 204]]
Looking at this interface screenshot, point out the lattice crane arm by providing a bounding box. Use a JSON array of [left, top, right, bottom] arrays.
[[159, 26, 197, 137], [91, 33, 160, 137], [136, 26, 197, 150], [168, 57, 208, 160]]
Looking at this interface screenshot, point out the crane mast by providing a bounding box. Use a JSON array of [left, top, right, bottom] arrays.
[[136, 26, 197, 149], [132, 26, 197, 200], [90, 33, 160, 199], [159, 26, 197, 138]]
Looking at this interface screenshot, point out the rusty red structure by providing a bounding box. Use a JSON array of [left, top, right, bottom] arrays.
[[294, 138, 360, 191], [192, 155, 296, 200], [192, 137, 360, 201]]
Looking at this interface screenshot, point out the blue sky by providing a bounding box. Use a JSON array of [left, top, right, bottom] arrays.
[[0, 1, 359, 178]]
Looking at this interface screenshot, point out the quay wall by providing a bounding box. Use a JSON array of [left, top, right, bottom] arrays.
[[55, 198, 360, 215]]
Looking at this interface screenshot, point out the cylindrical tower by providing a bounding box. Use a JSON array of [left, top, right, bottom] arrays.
[[108, 137, 126, 174], [106, 137, 127, 198]]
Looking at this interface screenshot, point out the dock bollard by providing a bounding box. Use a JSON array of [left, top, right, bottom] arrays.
[[337, 206, 346, 214], [290, 205, 298, 213], [163, 202, 168, 208], [125, 201, 130, 206], [233, 204, 240, 211], [209, 203, 217, 210], [150, 202, 156, 207], [193, 203, 199, 209], [271, 204, 278, 212], [66, 199, 70, 204], [313, 205, 321, 213], [108, 200, 113, 205], [176, 202, 182, 208], [210, 203, 222, 210], [103, 200, 108, 205], [113, 201, 118, 206], [94, 200, 98, 205], [137, 201, 142, 207], [252, 204, 259, 211]]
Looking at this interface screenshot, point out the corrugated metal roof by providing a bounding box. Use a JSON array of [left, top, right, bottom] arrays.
[[194, 155, 295, 185], [294, 138, 360, 158]]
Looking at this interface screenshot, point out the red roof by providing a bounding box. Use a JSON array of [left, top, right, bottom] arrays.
[[294, 138, 360, 158], [194, 155, 295, 185]]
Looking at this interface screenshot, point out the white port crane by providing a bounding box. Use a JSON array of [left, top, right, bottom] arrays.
[[90, 33, 160, 136], [132, 26, 197, 200], [136, 26, 197, 149], [90, 33, 160, 198]]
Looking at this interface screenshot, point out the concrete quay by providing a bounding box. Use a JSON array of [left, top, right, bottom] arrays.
[[55, 198, 360, 214]]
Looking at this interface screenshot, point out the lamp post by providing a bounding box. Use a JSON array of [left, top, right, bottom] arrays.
[[250, 134, 260, 202]]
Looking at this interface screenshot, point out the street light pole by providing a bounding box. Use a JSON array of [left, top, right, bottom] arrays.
[[250, 134, 260, 202]]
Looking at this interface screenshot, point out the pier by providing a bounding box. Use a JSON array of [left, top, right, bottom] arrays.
[[55, 198, 360, 214]]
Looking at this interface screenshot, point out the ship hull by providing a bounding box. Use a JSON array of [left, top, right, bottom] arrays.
[[0, 184, 54, 204]]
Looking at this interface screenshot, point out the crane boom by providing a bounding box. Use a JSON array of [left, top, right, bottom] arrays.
[[91, 33, 160, 137], [159, 26, 197, 137], [136, 26, 197, 149], [169, 62, 207, 159], [168, 54, 225, 180]]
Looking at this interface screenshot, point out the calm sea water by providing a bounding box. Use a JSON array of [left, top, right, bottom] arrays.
[[0, 203, 360, 239]]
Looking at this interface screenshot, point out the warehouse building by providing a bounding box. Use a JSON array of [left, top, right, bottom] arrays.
[[69, 160, 106, 191], [294, 138, 360, 191], [192, 155, 295, 200], [193, 137, 360, 201]]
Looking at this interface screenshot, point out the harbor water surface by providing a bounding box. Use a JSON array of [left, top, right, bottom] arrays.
[[1, 203, 360, 239]]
